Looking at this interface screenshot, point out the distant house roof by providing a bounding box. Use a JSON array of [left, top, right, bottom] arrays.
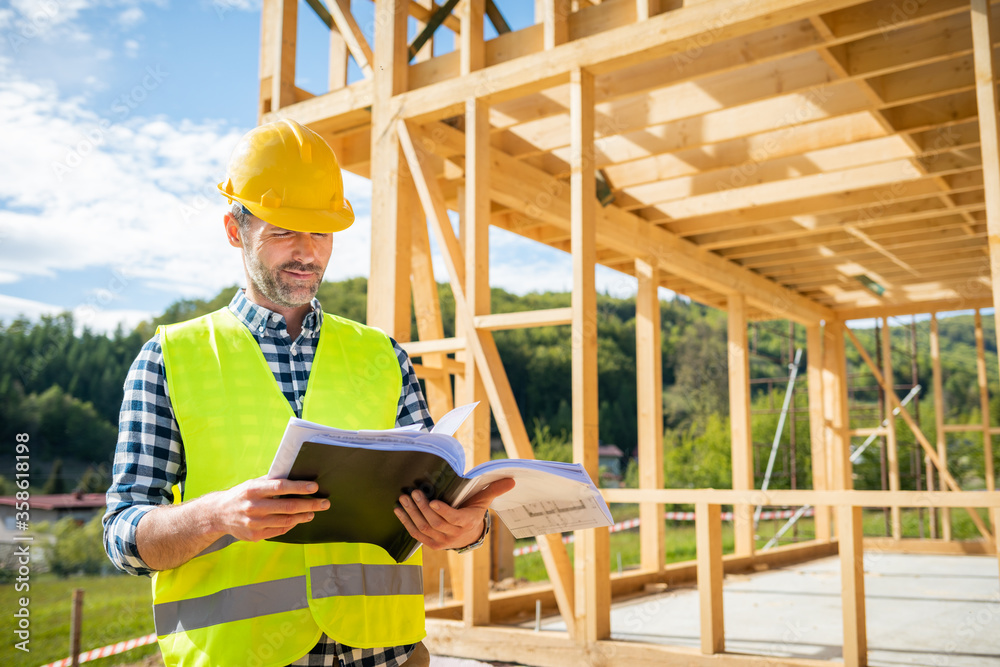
[[598, 444, 624, 458], [0, 493, 106, 510]]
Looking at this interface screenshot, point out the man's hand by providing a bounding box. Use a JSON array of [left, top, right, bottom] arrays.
[[136, 476, 328, 571], [211, 477, 329, 542], [394, 478, 515, 551]]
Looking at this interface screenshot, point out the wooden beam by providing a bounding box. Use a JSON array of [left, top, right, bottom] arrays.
[[542, 0, 569, 49], [727, 294, 754, 557], [460, 0, 485, 75], [263, 0, 296, 115], [411, 0, 436, 63], [807, 325, 831, 542], [327, 0, 374, 77], [839, 504, 868, 667], [975, 309, 996, 492], [837, 296, 997, 320], [398, 118, 578, 638], [389, 0, 872, 123], [410, 0, 462, 33], [462, 93, 492, 627], [409, 188, 455, 419], [971, 0, 1000, 496], [824, 322, 850, 497], [602, 487, 1000, 508], [328, 19, 348, 89], [425, 617, 852, 667], [882, 318, 902, 539], [368, 0, 412, 339], [422, 121, 833, 324], [473, 308, 572, 330], [635, 0, 659, 21], [844, 327, 994, 540], [636, 258, 664, 572], [696, 502, 724, 655], [931, 311, 949, 542], [570, 67, 610, 643], [402, 337, 466, 356]]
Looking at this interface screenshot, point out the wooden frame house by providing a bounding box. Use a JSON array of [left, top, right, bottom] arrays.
[[256, 1, 1000, 665]]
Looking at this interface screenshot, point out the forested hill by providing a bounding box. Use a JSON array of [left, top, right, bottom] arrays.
[[1, 278, 997, 493]]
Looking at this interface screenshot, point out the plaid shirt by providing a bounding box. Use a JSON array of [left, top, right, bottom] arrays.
[[103, 289, 433, 667]]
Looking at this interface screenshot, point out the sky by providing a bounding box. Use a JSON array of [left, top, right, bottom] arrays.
[[0, 0, 646, 335]]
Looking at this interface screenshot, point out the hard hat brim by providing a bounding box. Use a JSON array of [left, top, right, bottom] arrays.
[[218, 184, 355, 233]]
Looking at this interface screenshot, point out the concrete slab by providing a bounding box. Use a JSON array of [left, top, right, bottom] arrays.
[[536, 553, 1000, 665]]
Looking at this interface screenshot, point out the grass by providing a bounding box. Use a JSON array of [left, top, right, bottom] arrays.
[[0, 573, 158, 667], [513, 507, 992, 582]]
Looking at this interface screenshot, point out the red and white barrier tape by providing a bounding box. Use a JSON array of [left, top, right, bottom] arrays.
[[40, 633, 158, 667], [512, 508, 815, 556]]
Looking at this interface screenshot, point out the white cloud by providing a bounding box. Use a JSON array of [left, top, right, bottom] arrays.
[[0, 58, 381, 331], [2, 0, 161, 48], [0, 294, 153, 334], [123, 38, 139, 58], [118, 7, 145, 28], [210, 0, 261, 11]]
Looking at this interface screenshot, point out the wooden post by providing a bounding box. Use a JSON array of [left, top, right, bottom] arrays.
[[461, 0, 485, 75], [807, 324, 831, 542], [328, 18, 348, 89], [259, 0, 296, 119], [70, 588, 84, 667], [838, 505, 867, 667], [570, 66, 610, 643], [971, 0, 1000, 400], [462, 93, 492, 627], [636, 258, 664, 572], [975, 310, 996, 493], [368, 0, 412, 339], [930, 314, 951, 540], [542, 0, 569, 49], [696, 502, 724, 655], [825, 322, 851, 492], [882, 319, 902, 539], [399, 120, 577, 638], [272, 0, 297, 112], [412, 0, 435, 63], [994, 507, 1000, 575], [636, 0, 660, 21], [410, 200, 455, 421], [728, 294, 755, 557]]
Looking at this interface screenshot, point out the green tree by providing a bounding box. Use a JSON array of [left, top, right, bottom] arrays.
[[42, 458, 68, 495], [41, 514, 111, 577]]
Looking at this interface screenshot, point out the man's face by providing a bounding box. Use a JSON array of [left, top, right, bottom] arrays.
[[238, 217, 334, 309]]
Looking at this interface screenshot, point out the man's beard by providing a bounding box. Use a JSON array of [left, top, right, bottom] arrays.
[[244, 250, 323, 308]]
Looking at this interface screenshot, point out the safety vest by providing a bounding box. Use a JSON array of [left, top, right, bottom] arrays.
[[151, 307, 425, 667]]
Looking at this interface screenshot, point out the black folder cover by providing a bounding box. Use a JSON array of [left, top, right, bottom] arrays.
[[268, 441, 465, 562]]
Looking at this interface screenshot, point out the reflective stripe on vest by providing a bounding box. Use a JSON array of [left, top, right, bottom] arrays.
[[154, 564, 422, 637], [153, 307, 425, 667]]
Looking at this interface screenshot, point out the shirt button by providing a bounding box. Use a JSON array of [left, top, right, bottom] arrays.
[[272, 314, 280, 322], [257, 326, 264, 333]]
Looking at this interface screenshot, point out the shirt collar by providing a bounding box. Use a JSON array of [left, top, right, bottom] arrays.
[[227, 288, 324, 338]]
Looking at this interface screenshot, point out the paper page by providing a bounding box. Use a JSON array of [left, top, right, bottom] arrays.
[[496, 497, 613, 538], [452, 466, 613, 538], [430, 402, 479, 437]]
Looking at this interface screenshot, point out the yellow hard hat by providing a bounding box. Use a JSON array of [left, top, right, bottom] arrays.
[[217, 119, 355, 233]]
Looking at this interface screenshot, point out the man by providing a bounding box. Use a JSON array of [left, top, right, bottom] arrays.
[[103, 119, 513, 667]]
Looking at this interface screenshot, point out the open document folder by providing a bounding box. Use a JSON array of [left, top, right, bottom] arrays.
[[266, 402, 613, 563]]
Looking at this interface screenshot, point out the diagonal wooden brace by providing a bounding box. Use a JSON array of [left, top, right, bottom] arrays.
[[398, 118, 577, 637], [844, 327, 993, 541]]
